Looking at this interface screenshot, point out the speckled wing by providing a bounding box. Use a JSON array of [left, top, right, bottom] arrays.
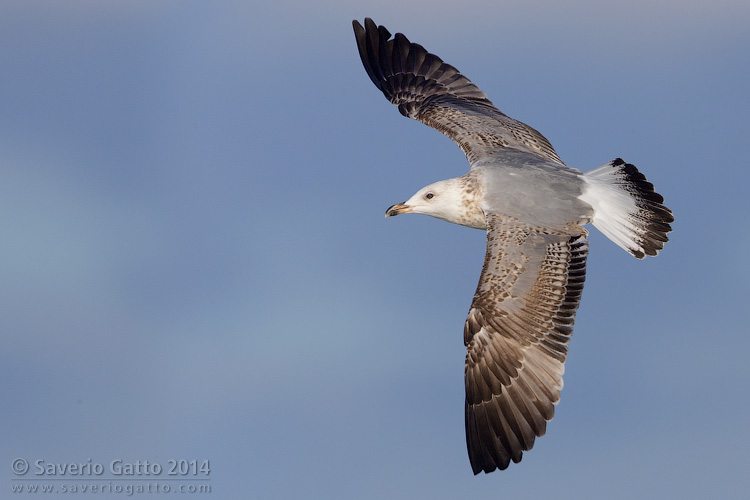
[[352, 18, 564, 165], [464, 214, 588, 474]]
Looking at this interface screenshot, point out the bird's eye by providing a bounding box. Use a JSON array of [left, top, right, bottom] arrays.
[[425, 193, 434, 200]]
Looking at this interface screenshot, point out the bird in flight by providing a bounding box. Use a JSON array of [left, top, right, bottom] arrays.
[[353, 18, 674, 474]]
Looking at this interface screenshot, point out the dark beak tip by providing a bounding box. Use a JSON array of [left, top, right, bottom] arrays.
[[385, 202, 409, 218]]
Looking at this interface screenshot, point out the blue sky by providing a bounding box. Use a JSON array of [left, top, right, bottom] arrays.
[[1, 1, 748, 498]]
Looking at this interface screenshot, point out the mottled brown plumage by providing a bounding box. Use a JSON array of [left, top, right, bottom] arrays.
[[353, 18, 563, 165], [463, 215, 587, 472]]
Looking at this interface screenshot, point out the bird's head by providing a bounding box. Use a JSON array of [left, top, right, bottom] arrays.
[[385, 179, 471, 225]]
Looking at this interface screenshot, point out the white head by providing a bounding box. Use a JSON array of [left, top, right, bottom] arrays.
[[385, 177, 483, 227]]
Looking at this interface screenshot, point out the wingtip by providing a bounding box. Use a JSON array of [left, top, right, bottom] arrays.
[[353, 18, 392, 40], [363, 17, 377, 32]]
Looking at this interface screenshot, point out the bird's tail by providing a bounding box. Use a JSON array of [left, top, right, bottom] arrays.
[[579, 158, 674, 259]]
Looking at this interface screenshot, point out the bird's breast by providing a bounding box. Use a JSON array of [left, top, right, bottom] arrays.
[[456, 175, 487, 229]]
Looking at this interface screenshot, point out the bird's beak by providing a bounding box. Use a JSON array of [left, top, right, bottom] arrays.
[[385, 202, 412, 218]]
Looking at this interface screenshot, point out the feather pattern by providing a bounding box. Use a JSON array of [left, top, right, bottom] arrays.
[[464, 214, 588, 473], [353, 18, 564, 165]]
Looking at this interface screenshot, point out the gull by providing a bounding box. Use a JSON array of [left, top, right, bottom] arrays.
[[353, 18, 674, 474]]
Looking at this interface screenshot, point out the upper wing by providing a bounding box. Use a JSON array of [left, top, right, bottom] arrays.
[[352, 18, 564, 166], [464, 213, 588, 474]]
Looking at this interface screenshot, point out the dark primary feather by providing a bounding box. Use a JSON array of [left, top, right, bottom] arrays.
[[352, 18, 564, 165], [463, 214, 588, 474]]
